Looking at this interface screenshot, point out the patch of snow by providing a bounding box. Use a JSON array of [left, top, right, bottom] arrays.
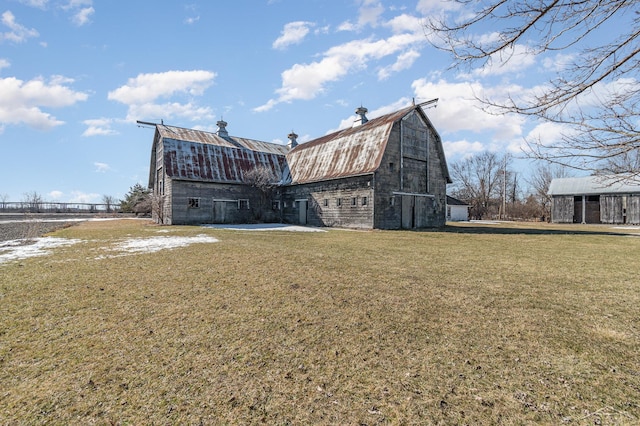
[[95, 234, 219, 259], [0, 237, 82, 265], [613, 226, 640, 230], [202, 223, 327, 232]]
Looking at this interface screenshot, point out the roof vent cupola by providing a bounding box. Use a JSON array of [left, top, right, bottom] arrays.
[[216, 119, 229, 137], [355, 106, 368, 125], [287, 131, 299, 149]]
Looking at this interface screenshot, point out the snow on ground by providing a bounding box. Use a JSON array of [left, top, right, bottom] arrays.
[[96, 234, 219, 259], [0, 237, 82, 264], [0, 222, 322, 265], [202, 223, 327, 232]]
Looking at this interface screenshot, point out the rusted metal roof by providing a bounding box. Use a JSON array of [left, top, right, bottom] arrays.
[[157, 125, 288, 184], [286, 105, 414, 184], [157, 125, 289, 156]]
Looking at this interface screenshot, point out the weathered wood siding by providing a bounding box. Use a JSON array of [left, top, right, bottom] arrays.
[[628, 195, 640, 224], [600, 195, 624, 224], [551, 196, 574, 223], [168, 180, 280, 225], [374, 111, 447, 229], [282, 175, 373, 228]]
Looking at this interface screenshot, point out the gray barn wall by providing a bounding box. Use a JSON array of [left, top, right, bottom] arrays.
[[374, 111, 447, 229], [282, 175, 374, 228], [167, 179, 280, 225]]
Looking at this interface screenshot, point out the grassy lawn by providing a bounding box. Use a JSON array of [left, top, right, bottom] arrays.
[[1, 219, 639, 424]]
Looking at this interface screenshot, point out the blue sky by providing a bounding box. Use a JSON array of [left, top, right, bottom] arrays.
[[0, 0, 607, 202]]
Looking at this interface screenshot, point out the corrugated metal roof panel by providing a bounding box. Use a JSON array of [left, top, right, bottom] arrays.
[[548, 175, 640, 195], [286, 106, 414, 184], [157, 125, 288, 155], [163, 138, 287, 184]]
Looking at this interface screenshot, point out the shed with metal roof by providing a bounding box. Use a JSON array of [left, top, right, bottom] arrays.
[[549, 175, 640, 224]]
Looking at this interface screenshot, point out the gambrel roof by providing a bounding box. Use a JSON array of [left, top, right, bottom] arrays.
[[149, 125, 288, 185], [287, 105, 451, 184], [148, 104, 451, 188]]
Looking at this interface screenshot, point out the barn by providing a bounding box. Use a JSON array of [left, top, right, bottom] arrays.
[[548, 175, 640, 224], [147, 104, 451, 229]]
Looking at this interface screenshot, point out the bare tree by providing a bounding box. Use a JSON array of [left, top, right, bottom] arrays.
[[0, 193, 8, 210], [151, 194, 166, 224], [244, 166, 280, 221], [427, 1, 640, 178], [528, 163, 571, 221], [101, 195, 118, 213], [22, 191, 43, 213], [449, 152, 510, 219]]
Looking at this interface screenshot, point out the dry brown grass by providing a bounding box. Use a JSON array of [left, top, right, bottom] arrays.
[[1, 219, 639, 424]]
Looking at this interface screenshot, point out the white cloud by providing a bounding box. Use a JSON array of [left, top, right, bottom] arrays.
[[443, 139, 486, 159], [48, 190, 63, 200], [94, 162, 110, 172], [184, 16, 200, 25], [416, 0, 463, 14], [273, 21, 314, 50], [19, 0, 49, 9], [458, 43, 537, 79], [411, 77, 525, 139], [378, 49, 420, 80], [256, 29, 425, 112], [109, 70, 215, 104], [82, 118, 117, 136], [108, 70, 216, 122], [384, 13, 423, 34], [68, 190, 100, 203], [61, 0, 94, 26], [0, 58, 10, 70], [0, 10, 39, 43], [0, 75, 88, 130], [71, 7, 94, 26], [339, 0, 385, 32]]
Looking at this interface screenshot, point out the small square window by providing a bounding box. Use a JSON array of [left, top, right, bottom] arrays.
[[351, 197, 357, 206], [389, 162, 395, 171], [272, 200, 281, 210], [362, 197, 368, 206], [323, 199, 329, 207], [336, 198, 342, 207], [188, 197, 200, 208], [238, 199, 249, 210]]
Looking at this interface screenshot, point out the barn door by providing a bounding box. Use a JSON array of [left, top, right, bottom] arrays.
[[414, 197, 428, 228], [298, 200, 308, 225], [401, 195, 414, 229], [212, 200, 227, 223]]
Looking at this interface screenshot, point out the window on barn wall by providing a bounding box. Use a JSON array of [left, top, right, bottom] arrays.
[[336, 198, 342, 207], [188, 197, 200, 208], [272, 200, 280, 210], [238, 199, 249, 210], [362, 196, 368, 206], [324, 199, 329, 207], [351, 197, 357, 207]]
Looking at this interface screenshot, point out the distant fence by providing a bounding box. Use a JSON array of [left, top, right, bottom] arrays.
[[0, 202, 121, 214]]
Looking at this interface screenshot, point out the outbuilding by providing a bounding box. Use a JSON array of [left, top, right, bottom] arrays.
[[446, 195, 470, 222], [548, 175, 640, 224]]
